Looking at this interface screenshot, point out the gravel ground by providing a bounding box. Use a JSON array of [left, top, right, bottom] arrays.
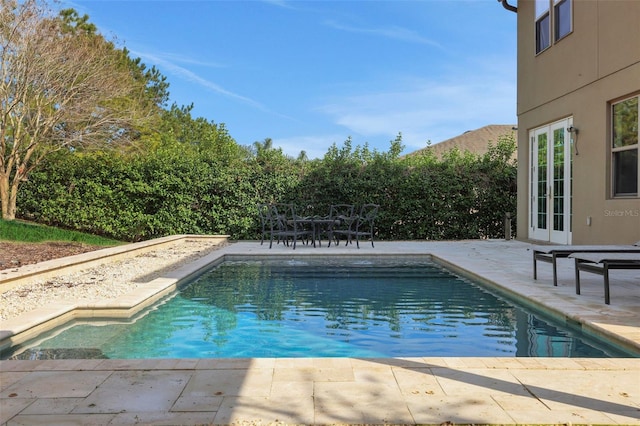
[[0, 240, 225, 322]]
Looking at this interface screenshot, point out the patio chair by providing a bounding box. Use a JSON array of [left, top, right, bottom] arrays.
[[293, 203, 317, 247], [326, 204, 355, 247], [332, 204, 379, 248], [270, 203, 313, 249], [262, 203, 283, 248], [532, 240, 640, 286]]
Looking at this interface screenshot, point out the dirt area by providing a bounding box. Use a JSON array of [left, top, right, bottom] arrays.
[[0, 242, 103, 271]]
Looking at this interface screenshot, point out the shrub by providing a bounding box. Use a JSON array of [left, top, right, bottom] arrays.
[[17, 136, 516, 241]]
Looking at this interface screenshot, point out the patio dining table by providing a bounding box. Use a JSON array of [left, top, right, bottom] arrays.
[[290, 216, 341, 247]]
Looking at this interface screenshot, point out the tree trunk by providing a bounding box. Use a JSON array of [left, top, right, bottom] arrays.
[[0, 172, 16, 220]]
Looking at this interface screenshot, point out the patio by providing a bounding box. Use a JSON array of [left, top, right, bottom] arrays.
[[1, 240, 639, 425]]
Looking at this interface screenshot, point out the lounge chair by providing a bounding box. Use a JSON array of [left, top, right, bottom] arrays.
[[568, 252, 640, 304], [532, 241, 640, 286]]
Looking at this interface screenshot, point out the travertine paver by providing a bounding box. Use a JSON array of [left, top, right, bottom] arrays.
[[171, 395, 223, 412], [0, 370, 111, 398], [314, 381, 414, 424], [73, 370, 192, 414], [269, 379, 314, 399], [505, 408, 628, 425], [182, 368, 273, 398], [490, 393, 550, 412], [1, 240, 640, 425], [0, 398, 33, 424], [272, 366, 355, 383], [391, 367, 445, 396], [6, 413, 117, 425], [20, 397, 85, 415], [109, 412, 215, 425], [432, 368, 531, 397], [214, 395, 315, 424], [511, 369, 640, 411], [405, 394, 517, 424]]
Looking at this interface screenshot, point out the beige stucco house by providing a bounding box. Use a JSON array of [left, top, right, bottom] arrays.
[[507, 0, 639, 244]]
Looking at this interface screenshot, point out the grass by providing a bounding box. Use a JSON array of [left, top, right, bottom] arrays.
[[0, 219, 123, 246]]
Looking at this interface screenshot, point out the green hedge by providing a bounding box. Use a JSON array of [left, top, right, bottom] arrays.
[[17, 137, 516, 241]]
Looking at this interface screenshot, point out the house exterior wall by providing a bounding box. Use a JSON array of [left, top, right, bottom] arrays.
[[516, 0, 640, 244]]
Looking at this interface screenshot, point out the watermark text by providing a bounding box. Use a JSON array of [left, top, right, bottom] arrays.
[[603, 209, 639, 217]]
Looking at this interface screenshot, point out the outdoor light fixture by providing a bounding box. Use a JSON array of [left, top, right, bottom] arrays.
[[568, 126, 579, 155]]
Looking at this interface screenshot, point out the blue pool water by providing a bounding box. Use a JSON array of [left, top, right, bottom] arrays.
[[4, 257, 634, 359]]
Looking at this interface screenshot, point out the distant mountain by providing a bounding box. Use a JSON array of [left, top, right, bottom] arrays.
[[407, 124, 517, 159]]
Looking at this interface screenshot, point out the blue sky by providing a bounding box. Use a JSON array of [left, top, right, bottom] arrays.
[[61, 0, 517, 159]]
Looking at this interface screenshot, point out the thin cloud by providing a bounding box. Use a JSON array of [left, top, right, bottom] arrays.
[[261, 0, 295, 9], [324, 20, 443, 48], [134, 50, 291, 118], [153, 52, 227, 69]]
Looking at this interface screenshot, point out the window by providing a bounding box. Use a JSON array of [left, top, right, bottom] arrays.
[[535, 0, 572, 54], [536, 13, 551, 53], [612, 96, 639, 196], [535, 0, 551, 53], [554, 0, 572, 41]]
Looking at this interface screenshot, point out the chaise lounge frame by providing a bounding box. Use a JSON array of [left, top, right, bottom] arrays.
[[532, 241, 640, 286], [568, 252, 640, 304]]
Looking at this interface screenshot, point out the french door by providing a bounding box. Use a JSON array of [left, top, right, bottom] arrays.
[[529, 118, 573, 244]]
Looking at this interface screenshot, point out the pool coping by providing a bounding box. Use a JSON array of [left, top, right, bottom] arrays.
[[2, 238, 639, 357]]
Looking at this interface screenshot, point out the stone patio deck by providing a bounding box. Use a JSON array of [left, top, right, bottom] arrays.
[[1, 239, 639, 425]]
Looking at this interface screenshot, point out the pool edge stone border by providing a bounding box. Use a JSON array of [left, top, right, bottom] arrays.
[[0, 235, 229, 354]]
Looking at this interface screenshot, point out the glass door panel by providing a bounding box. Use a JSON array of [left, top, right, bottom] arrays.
[[553, 127, 564, 232], [537, 132, 548, 231], [530, 128, 550, 240], [529, 118, 572, 243], [550, 121, 571, 243]]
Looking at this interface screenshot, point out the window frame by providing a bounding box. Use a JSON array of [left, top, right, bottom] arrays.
[[611, 95, 639, 198], [554, 0, 572, 42], [535, 0, 573, 55], [535, 0, 551, 54], [536, 11, 551, 54]]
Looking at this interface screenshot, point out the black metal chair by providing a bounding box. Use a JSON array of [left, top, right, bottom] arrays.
[[332, 204, 379, 248], [257, 203, 271, 245], [293, 204, 317, 245], [352, 204, 379, 248], [327, 204, 355, 247], [270, 203, 313, 249]]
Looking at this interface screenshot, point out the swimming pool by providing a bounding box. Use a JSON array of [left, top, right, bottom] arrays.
[[2, 256, 634, 359]]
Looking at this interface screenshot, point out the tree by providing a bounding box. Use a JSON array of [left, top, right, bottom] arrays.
[[154, 103, 243, 163], [0, 0, 153, 220], [252, 137, 274, 157]]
